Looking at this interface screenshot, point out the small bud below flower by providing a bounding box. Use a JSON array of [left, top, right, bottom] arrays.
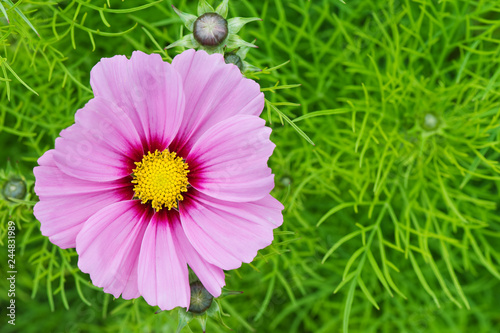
[[3, 178, 26, 200], [188, 281, 214, 314], [176, 280, 241, 332], [193, 12, 228, 47], [224, 53, 244, 71]]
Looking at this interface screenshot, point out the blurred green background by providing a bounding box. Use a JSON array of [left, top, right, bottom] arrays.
[[1, 0, 500, 332]]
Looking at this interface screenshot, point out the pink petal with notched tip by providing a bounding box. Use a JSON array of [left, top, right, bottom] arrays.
[[179, 190, 284, 271], [138, 212, 190, 310], [33, 150, 131, 249], [171, 49, 264, 155], [90, 51, 185, 151], [76, 200, 149, 300], [52, 98, 142, 182], [171, 213, 226, 297], [187, 115, 275, 202]]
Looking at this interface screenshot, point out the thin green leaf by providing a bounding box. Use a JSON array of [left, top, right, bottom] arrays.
[[0, 2, 9, 23], [322, 229, 363, 264], [367, 249, 393, 297], [3, 0, 39, 36], [292, 108, 352, 122], [266, 99, 315, 145], [358, 276, 380, 310], [74, 0, 164, 13], [1, 59, 38, 96]]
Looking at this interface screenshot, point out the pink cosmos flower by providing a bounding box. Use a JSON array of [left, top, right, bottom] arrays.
[[33, 49, 283, 310]]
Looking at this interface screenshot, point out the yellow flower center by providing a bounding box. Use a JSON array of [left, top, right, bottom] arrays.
[[132, 150, 189, 212]]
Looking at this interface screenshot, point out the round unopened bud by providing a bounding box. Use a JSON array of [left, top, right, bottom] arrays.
[[280, 176, 292, 187], [3, 178, 26, 200], [421, 112, 440, 131], [193, 12, 228, 47], [224, 53, 244, 71], [188, 281, 213, 314]]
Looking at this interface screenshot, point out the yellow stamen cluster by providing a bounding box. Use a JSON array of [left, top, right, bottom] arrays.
[[132, 150, 189, 211]]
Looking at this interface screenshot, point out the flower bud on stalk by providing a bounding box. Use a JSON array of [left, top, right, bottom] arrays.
[[167, 0, 262, 73], [175, 279, 243, 333], [3, 178, 26, 200], [1, 160, 29, 204]]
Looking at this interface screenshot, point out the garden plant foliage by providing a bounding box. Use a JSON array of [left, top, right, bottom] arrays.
[[1, 0, 500, 332]]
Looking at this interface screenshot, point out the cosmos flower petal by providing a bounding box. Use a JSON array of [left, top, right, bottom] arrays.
[[35, 150, 131, 196], [172, 214, 226, 297], [37, 148, 56, 166], [180, 191, 284, 270], [90, 51, 185, 150], [188, 115, 275, 202], [171, 49, 264, 154], [52, 98, 142, 182], [138, 213, 190, 310], [33, 150, 131, 249], [76, 201, 149, 299]]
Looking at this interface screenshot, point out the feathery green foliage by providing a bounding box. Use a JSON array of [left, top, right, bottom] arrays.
[[1, 0, 499, 332]]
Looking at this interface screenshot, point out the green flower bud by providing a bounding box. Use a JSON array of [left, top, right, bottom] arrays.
[[280, 176, 292, 187], [188, 281, 214, 314], [193, 12, 228, 47], [421, 112, 441, 131], [3, 178, 26, 200], [224, 53, 243, 71], [167, 0, 261, 55], [174, 279, 242, 332]]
